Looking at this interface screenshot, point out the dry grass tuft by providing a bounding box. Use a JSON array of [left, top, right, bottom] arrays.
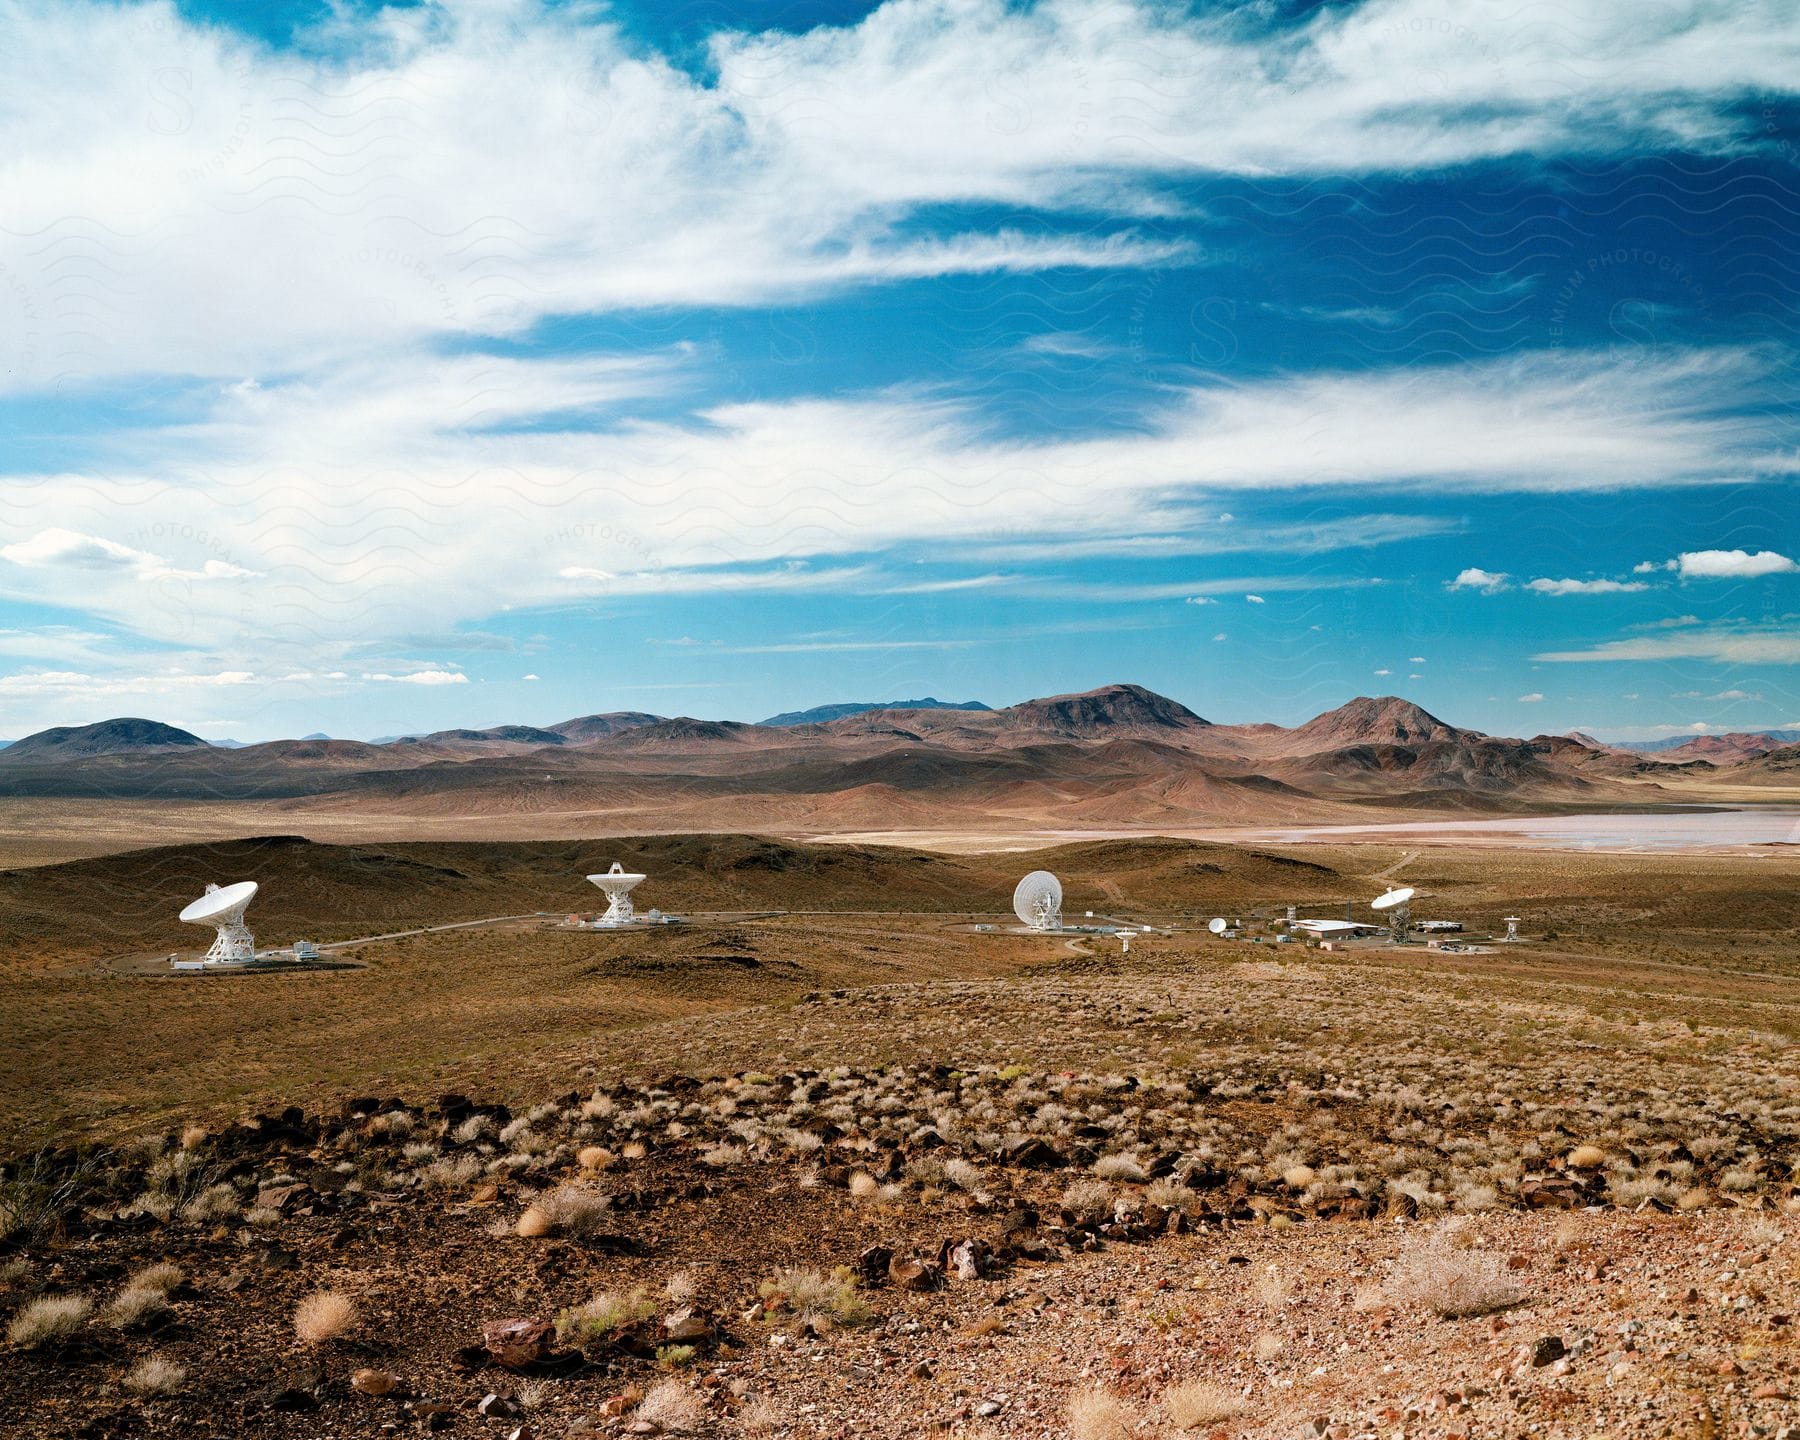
[[556, 1287, 657, 1348], [7, 1294, 90, 1349], [518, 1184, 613, 1238], [759, 1265, 869, 1327], [123, 1354, 186, 1394], [1382, 1234, 1522, 1318], [101, 1285, 169, 1330], [1567, 1144, 1607, 1169], [1069, 1385, 1137, 1440], [1164, 1379, 1243, 1429], [294, 1290, 356, 1344], [130, 1261, 184, 1294], [635, 1379, 706, 1433]]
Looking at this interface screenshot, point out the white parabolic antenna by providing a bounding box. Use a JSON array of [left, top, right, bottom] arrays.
[[179, 880, 258, 964], [586, 862, 646, 927], [1372, 885, 1415, 941], [1207, 917, 1228, 935], [1012, 870, 1062, 931]]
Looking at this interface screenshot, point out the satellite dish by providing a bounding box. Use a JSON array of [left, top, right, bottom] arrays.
[[1371, 885, 1415, 943], [1208, 917, 1228, 935], [179, 880, 258, 964], [1012, 871, 1063, 931], [585, 861, 647, 927]]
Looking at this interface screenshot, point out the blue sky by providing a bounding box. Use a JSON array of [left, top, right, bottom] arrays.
[[0, 0, 1796, 741]]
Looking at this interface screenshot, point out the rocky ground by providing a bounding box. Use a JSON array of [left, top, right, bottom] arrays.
[[5, 1035, 1800, 1439]]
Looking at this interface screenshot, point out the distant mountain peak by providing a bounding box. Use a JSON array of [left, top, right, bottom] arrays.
[[761, 697, 990, 727], [0, 717, 211, 761], [1007, 683, 1211, 733], [1290, 696, 1462, 749]]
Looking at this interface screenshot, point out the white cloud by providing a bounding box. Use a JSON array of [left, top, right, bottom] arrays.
[[364, 670, 469, 686], [1448, 567, 1510, 592], [1536, 625, 1800, 664], [1526, 577, 1650, 595], [1245, 594, 1266, 604], [0, 527, 257, 583], [1, 529, 150, 571], [1374, 668, 1391, 675], [10, 345, 1758, 678], [0, 667, 257, 698], [1518, 692, 1545, 702], [715, 638, 976, 655], [1015, 333, 1122, 361], [2, 0, 1797, 390], [522, 674, 541, 681], [1674, 549, 1797, 579], [1184, 596, 1217, 606], [1212, 632, 1229, 642], [1409, 656, 1425, 664]]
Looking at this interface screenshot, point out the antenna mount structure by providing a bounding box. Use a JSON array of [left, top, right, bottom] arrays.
[[585, 862, 646, 927], [178, 881, 259, 964], [1502, 916, 1522, 942], [1012, 871, 1063, 931]]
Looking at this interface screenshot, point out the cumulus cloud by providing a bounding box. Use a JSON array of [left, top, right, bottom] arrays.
[[1526, 577, 1650, 595], [363, 670, 470, 686], [1518, 692, 1545, 702], [1673, 549, 1797, 579], [0, 527, 257, 583], [1448, 567, 1510, 592]]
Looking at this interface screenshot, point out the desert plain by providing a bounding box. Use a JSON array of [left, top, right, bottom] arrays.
[[3, 750, 1800, 1440]]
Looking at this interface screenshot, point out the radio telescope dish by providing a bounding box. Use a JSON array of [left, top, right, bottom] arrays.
[[1207, 917, 1228, 935], [1371, 885, 1415, 942], [1012, 871, 1062, 931], [179, 880, 258, 964], [586, 862, 646, 927]]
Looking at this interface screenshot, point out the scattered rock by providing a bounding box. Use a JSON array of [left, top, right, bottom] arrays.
[[1529, 1335, 1567, 1368], [857, 1244, 894, 1286], [889, 1254, 942, 1291], [1001, 1136, 1062, 1169], [483, 1317, 556, 1369]]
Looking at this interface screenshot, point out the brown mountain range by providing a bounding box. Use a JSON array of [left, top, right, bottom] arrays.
[[1, 684, 1790, 833]]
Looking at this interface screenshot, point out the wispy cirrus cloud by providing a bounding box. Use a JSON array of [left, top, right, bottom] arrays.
[[3, 0, 1797, 389], [1536, 624, 1800, 665], [1, 346, 1781, 682], [1527, 577, 1650, 596]]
